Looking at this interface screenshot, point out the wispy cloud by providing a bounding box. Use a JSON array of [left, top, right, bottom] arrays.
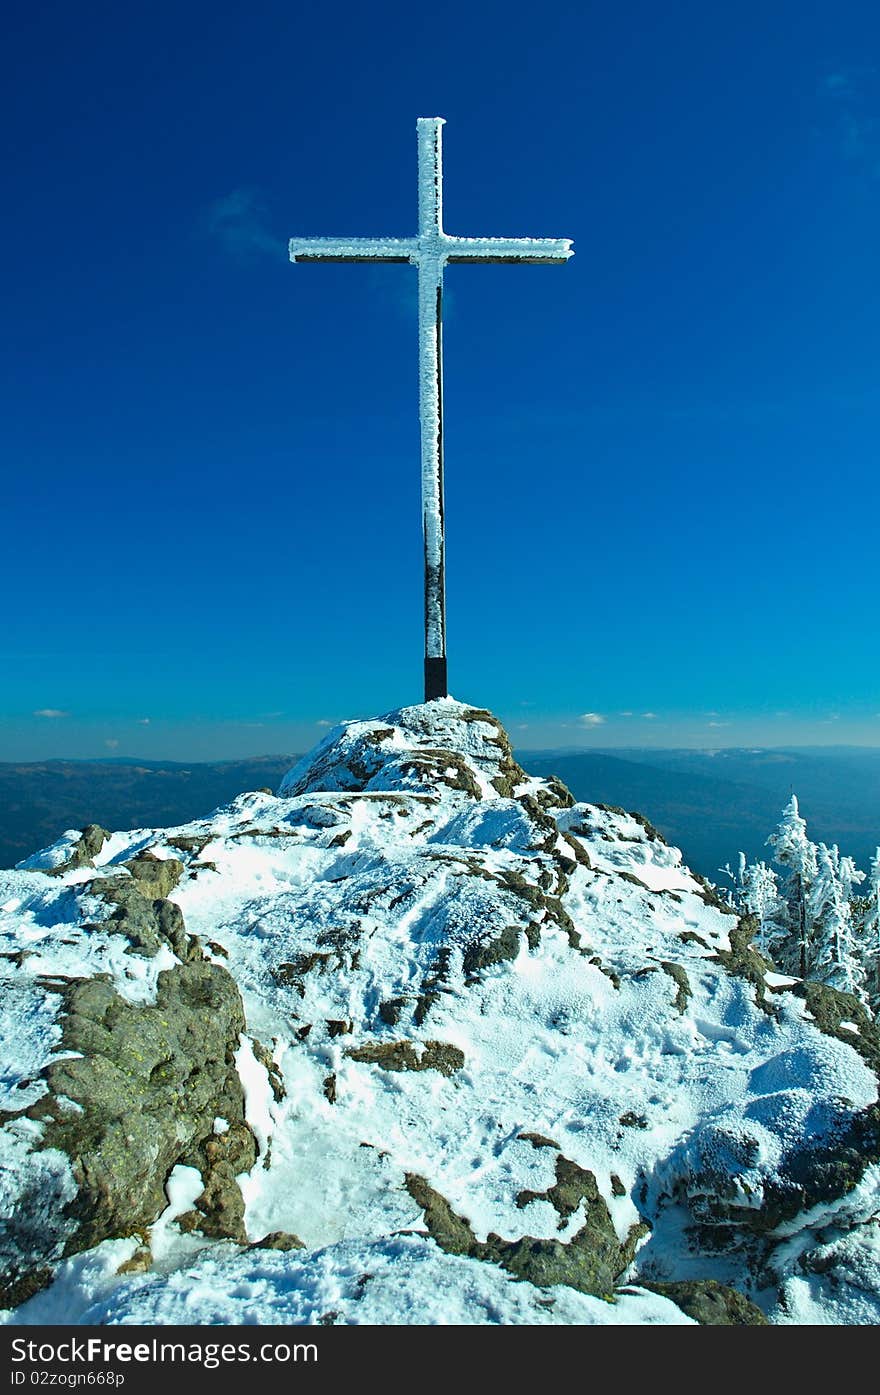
[[137, 717, 150, 725], [823, 71, 855, 98], [819, 66, 879, 176], [33, 708, 68, 719], [104, 738, 119, 749], [642, 712, 657, 720], [316, 719, 332, 727], [204, 189, 285, 259], [579, 712, 605, 726]]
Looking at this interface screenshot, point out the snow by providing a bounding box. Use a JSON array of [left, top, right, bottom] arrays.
[[149, 1167, 205, 1266], [7, 1236, 693, 1327], [234, 1037, 275, 1161], [3, 699, 880, 1326]]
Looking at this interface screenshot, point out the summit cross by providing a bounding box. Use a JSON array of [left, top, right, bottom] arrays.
[[289, 117, 573, 702]]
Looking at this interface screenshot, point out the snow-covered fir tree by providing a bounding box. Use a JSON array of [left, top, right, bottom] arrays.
[[739, 859, 785, 958], [808, 843, 866, 1001], [859, 847, 880, 1008], [728, 797, 878, 1007], [767, 795, 818, 976]]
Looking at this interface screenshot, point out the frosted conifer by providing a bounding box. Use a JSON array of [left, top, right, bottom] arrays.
[[808, 843, 866, 1001], [767, 795, 818, 976]]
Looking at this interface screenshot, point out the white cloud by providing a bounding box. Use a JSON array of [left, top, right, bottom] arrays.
[[642, 712, 657, 720], [137, 717, 151, 725], [33, 708, 69, 719], [316, 719, 332, 727], [618, 711, 633, 717], [579, 712, 605, 726], [707, 721, 729, 729], [104, 738, 119, 749]]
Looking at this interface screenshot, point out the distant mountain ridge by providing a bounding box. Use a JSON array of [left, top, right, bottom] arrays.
[[0, 756, 298, 870], [523, 746, 880, 877], [1, 745, 878, 880]]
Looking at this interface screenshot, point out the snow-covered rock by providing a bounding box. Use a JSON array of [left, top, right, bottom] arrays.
[[2, 698, 880, 1325]]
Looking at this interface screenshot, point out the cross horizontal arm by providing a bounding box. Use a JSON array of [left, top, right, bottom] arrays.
[[289, 236, 417, 264], [443, 235, 573, 265]]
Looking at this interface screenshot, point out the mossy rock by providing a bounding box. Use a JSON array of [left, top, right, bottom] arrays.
[[691, 871, 730, 911], [399, 750, 483, 800], [684, 1101, 880, 1240], [517, 1154, 608, 1226], [456, 706, 527, 797], [627, 811, 667, 844], [559, 831, 592, 869], [251, 1231, 306, 1252], [271, 952, 332, 995], [89, 879, 196, 960], [251, 1038, 286, 1101], [462, 925, 524, 978], [493, 868, 579, 947], [0, 1266, 53, 1311], [793, 979, 880, 1078], [660, 961, 692, 1014], [518, 1131, 561, 1150], [405, 1167, 648, 1301], [347, 1040, 464, 1076], [14, 960, 256, 1271], [123, 852, 183, 901], [713, 916, 774, 1014], [47, 825, 111, 877], [378, 997, 407, 1026], [641, 1278, 767, 1325], [534, 777, 576, 811], [167, 835, 212, 857]]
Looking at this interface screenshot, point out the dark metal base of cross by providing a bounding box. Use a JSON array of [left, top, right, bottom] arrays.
[[424, 656, 448, 702]]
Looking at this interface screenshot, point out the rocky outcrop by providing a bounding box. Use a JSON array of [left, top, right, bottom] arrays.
[[641, 1278, 767, 1325], [1, 851, 257, 1308], [122, 852, 183, 901], [47, 824, 110, 876], [0, 959, 256, 1305], [406, 1169, 648, 1300], [4, 698, 880, 1325], [89, 877, 197, 959], [347, 1040, 465, 1076], [2, 960, 255, 1295]]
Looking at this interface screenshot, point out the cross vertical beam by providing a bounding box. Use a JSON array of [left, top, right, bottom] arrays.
[[289, 119, 572, 704], [417, 118, 447, 702]]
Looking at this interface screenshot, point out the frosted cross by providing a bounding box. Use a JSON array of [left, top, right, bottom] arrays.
[[290, 117, 573, 702]]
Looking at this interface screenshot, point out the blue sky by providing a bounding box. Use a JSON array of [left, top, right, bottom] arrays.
[[2, 0, 879, 759]]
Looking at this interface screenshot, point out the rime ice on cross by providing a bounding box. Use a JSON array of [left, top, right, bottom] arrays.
[[289, 117, 573, 702]]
